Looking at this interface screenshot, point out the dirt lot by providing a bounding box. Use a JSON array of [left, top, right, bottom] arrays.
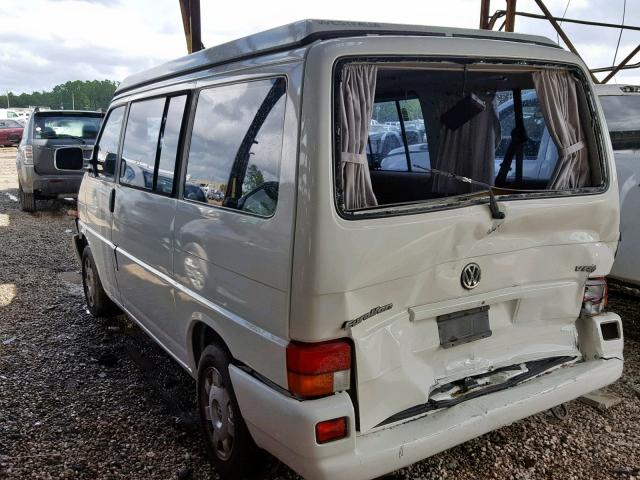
[[1, 146, 639, 480]]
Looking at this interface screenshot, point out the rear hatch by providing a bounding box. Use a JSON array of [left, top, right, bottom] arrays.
[[32, 112, 102, 175], [291, 38, 619, 433]]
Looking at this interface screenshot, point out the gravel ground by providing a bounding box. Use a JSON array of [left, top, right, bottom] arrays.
[[1, 146, 639, 480]]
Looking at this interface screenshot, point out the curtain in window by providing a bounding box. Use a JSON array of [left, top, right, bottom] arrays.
[[432, 92, 499, 194], [533, 70, 590, 189], [340, 64, 378, 209]]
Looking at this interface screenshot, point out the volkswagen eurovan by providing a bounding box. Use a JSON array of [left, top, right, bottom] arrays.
[[70, 20, 623, 480]]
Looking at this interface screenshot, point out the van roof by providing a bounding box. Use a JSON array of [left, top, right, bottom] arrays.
[[115, 19, 560, 96]]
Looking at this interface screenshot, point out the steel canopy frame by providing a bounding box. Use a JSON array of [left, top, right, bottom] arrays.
[[480, 0, 640, 84], [179, 0, 204, 54]]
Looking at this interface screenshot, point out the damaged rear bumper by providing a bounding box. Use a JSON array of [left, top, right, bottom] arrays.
[[231, 344, 622, 480]]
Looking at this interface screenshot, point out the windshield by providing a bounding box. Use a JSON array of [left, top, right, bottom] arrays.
[[599, 95, 640, 150], [33, 115, 102, 140]]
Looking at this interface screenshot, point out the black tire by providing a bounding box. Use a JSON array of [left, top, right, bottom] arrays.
[[18, 182, 36, 212], [81, 246, 117, 317], [197, 344, 265, 479]]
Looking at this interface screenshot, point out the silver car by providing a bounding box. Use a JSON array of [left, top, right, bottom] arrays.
[[15, 109, 103, 212]]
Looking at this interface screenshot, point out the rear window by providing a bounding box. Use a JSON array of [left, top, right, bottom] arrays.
[[34, 115, 102, 140], [599, 95, 640, 150], [336, 61, 602, 216]]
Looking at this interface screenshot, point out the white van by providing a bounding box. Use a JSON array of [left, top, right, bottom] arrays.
[[68, 20, 623, 480], [595, 84, 640, 291]]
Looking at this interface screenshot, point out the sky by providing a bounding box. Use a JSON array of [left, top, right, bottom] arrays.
[[1, 0, 640, 94]]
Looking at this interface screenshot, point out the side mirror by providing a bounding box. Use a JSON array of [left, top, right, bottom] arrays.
[[54, 147, 85, 171]]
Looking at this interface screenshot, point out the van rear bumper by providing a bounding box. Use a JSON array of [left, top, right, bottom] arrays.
[[231, 353, 622, 480]]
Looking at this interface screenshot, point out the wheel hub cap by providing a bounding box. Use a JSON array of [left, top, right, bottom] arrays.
[[203, 366, 234, 460]]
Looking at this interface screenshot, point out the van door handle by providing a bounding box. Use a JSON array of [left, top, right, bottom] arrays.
[[109, 188, 116, 213]]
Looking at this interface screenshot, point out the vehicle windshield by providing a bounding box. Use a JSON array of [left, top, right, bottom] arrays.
[[336, 62, 602, 215], [33, 115, 102, 140], [599, 95, 640, 150]]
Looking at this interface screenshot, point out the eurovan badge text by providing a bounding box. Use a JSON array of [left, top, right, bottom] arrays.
[[342, 304, 393, 330]]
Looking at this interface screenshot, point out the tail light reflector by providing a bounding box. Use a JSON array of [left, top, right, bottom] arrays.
[[286, 340, 351, 398], [582, 277, 608, 316], [21, 145, 33, 165], [315, 417, 348, 444]]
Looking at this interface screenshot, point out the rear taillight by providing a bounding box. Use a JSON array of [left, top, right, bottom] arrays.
[[582, 277, 608, 316], [315, 417, 348, 444], [21, 145, 33, 165], [286, 340, 351, 398]]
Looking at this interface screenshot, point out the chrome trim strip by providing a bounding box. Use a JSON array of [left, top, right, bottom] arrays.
[[78, 221, 116, 250]]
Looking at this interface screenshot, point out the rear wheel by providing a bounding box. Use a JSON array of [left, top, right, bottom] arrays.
[[197, 344, 265, 479], [81, 246, 117, 317], [18, 182, 36, 212]]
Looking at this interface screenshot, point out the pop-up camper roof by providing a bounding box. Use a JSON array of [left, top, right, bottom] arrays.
[[115, 19, 560, 95]]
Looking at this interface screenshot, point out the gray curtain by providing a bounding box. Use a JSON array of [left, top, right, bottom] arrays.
[[340, 64, 378, 209], [432, 92, 499, 194], [533, 70, 590, 189]]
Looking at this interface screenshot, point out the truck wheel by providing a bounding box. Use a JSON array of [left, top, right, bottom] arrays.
[[18, 183, 36, 212], [81, 246, 117, 317], [197, 344, 265, 479]]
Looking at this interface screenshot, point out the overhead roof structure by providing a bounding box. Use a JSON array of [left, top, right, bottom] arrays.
[[116, 18, 559, 95]]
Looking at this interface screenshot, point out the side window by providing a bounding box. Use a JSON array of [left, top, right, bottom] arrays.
[[94, 106, 125, 180], [496, 89, 547, 158], [368, 98, 427, 172], [156, 95, 187, 195], [120, 98, 165, 190], [184, 78, 286, 217]]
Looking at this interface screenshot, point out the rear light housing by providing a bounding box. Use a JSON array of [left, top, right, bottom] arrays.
[[582, 277, 608, 316], [286, 339, 351, 398], [21, 145, 33, 165], [315, 417, 348, 444]]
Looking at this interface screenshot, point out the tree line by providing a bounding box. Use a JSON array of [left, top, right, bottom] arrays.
[[5, 80, 119, 111]]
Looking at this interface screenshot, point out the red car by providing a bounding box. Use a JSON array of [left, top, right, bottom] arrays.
[[0, 119, 23, 146]]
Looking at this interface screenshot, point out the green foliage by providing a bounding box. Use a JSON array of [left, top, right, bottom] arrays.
[[373, 99, 423, 124], [5, 80, 119, 110], [243, 164, 265, 192]]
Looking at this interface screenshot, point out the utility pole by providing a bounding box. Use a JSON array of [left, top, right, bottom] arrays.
[[5, 90, 10, 108], [72, 91, 75, 110]]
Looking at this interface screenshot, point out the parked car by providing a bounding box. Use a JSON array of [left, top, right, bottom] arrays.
[[71, 20, 622, 480], [596, 84, 640, 288], [0, 119, 23, 147], [15, 109, 104, 212]]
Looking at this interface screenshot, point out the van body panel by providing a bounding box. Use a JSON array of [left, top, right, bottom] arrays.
[[610, 149, 640, 284], [293, 37, 619, 431], [112, 186, 181, 357], [595, 85, 640, 286], [170, 61, 303, 386]]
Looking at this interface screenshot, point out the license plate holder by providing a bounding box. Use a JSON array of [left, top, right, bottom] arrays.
[[437, 305, 491, 348]]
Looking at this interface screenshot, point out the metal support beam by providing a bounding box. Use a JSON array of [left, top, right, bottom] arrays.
[[492, 10, 640, 33], [505, 0, 517, 32], [532, 0, 598, 83], [179, 0, 204, 54], [601, 44, 640, 84], [480, 0, 491, 29]]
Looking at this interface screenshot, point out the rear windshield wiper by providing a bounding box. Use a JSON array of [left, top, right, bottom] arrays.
[[413, 164, 506, 219], [57, 134, 87, 144]]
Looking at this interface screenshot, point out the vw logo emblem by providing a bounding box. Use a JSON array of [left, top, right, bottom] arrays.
[[461, 263, 481, 290]]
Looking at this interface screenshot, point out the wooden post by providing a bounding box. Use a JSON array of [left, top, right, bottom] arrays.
[[601, 44, 640, 84]]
